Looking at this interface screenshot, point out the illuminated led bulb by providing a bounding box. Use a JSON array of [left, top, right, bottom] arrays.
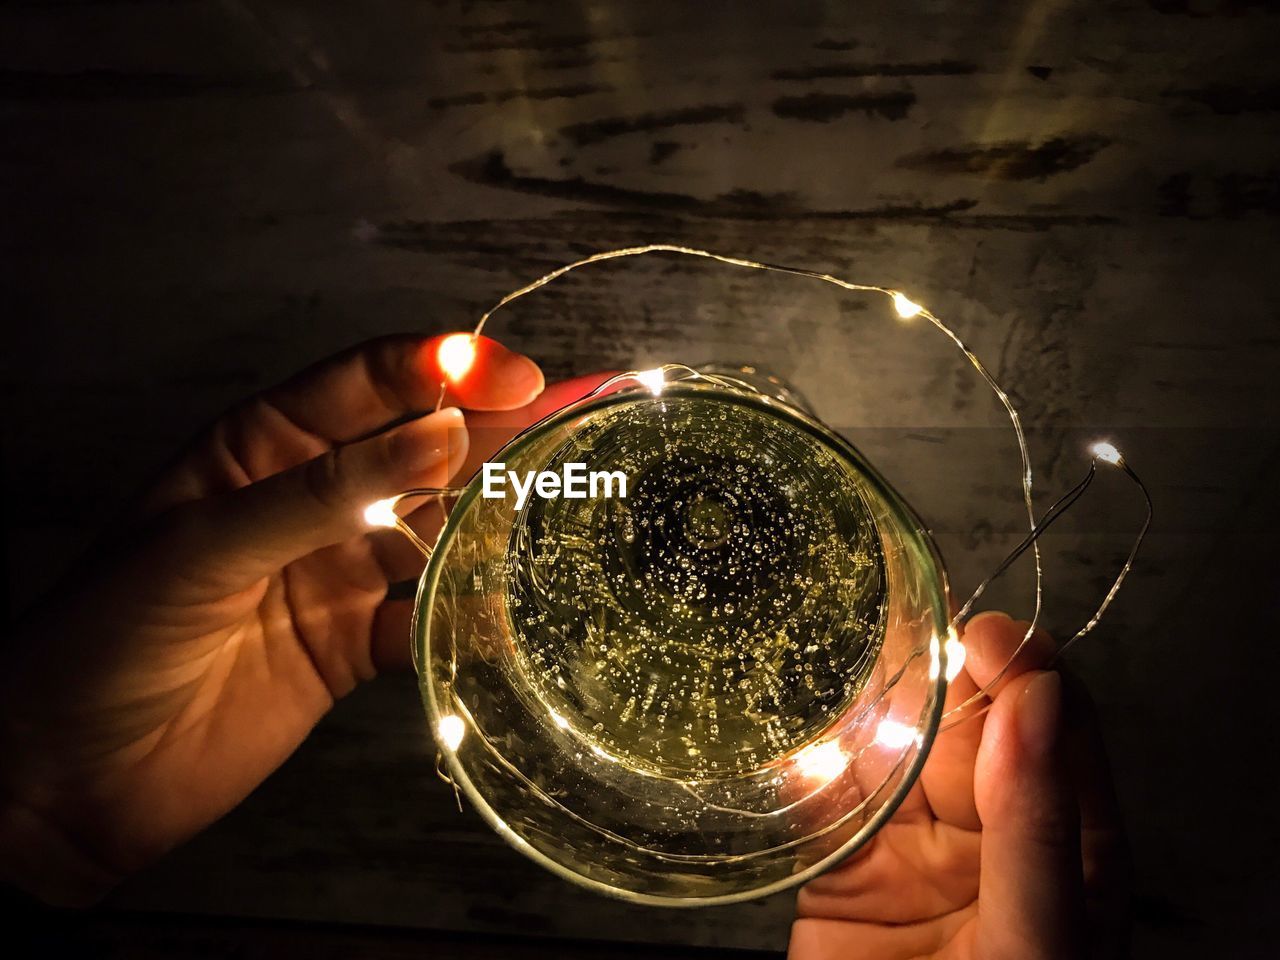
[[635, 367, 666, 395], [363, 497, 400, 528], [793, 740, 849, 784], [874, 718, 920, 750], [437, 713, 465, 751], [891, 292, 923, 319], [1090, 441, 1124, 467], [944, 628, 967, 682], [437, 333, 478, 382]]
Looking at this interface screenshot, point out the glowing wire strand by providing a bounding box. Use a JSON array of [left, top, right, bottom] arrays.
[[411, 244, 1148, 738], [457, 245, 1045, 701], [939, 454, 1153, 730], [363, 486, 464, 558]]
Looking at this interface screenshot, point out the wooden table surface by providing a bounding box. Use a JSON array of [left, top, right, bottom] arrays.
[[4, 1, 1279, 956]]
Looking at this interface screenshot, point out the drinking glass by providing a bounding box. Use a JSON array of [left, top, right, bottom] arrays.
[[414, 365, 951, 905]]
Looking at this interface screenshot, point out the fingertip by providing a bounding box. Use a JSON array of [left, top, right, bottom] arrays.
[[965, 609, 1012, 630], [1016, 670, 1063, 756], [387, 406, 469, 484], [960, 611, 1014, 684], [428, 334, 544, 410], [484, 342, 545, 406], [962, 611, 1054, 692]]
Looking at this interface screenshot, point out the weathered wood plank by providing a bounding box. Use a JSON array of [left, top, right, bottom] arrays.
[[3, 0, 1279, 956]]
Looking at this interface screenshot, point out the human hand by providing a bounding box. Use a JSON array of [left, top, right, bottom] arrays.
[[789, 612, 1129, 960], [0, 334, 594, 905]]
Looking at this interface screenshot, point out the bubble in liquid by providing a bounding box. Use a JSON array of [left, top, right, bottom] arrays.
[[507, 392, 886, 780]]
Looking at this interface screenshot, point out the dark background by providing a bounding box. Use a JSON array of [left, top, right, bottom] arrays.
[[4, 1, 1279, 957]]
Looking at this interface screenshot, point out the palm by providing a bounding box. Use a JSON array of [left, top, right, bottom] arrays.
[[98, 538, 398, 864], [791, 760, 983, 958], [790, 616, 1129, 960], [2, 335, 563, 896]]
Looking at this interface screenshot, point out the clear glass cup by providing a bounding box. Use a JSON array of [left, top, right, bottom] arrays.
[[414, 366, 951, 905]]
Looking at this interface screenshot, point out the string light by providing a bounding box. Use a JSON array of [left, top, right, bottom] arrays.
[[1091, 441, 1124, 466], [374, 244, 1150, 776], [635, 367, 666, 395], [437, 713, 465, 751], [891, 292, 923, 319], [874, 719, 921, 750], [438, 332, 478, 382], [793, 741, 849, 784], [363, 497, 399, 528], [359, 487, 464, 559], [362, 246, 1161, 907], [463, 244, 1054, 702]]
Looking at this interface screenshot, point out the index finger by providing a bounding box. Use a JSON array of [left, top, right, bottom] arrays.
[[457, 372, 621, 481], [138, 334, 543, 518], [264, 333, 544, 445]]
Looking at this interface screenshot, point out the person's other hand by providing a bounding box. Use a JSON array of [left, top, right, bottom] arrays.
[[790, 612, 1129, 960], [0, 335, 587, 905]]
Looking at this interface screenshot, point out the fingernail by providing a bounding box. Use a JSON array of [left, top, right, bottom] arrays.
[[439, 407, 468, 459], [432, 404, 464, 428], [490, 346, 545, 400], [966, 610, 1012, 627], [395, 407, 465, 473], [960, 610, 1010, 661], [1017, 670, 1062, 755]]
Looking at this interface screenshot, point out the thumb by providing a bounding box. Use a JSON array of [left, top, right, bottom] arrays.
[[168, 407, 467, 596], [974, 669, 1086, 960]]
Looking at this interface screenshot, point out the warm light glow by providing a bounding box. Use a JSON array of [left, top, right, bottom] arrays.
[[363, 498, 399, 528], [635, 367, 666, 395], [438, 333, 478, 382], [892, 292, 923, 319], [437, 713, 465, 751], [929, 629, 968, 682], [793, 740, 849, 784], [875, 718, 920, 750], [548, 709, 570, 730], [944, 627, 967, 682], [1090, 441, 1124, 466]]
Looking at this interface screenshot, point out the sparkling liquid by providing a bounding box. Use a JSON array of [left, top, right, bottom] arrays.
[[506, 393, 886, 781]]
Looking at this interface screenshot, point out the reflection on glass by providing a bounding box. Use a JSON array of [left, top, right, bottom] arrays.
[[415, 368, 949, 905]]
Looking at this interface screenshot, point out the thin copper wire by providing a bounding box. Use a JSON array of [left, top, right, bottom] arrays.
[[423, 244, 1150, 730]]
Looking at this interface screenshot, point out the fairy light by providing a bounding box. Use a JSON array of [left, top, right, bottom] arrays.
[[393, 244, 1150, 775], [891, 291, 923, 319], [437, 713, 465, 751], [1091, 441, 1124, 466], [359, 487, 467, 559], [793, 740, 849, 784], [874, 718, 920, 750], [363, 497, 399, 528], [464, 245, 1053, 714], [635, 367, 666, 395], [438, 332, 478, 382], [367, 244, 1160, 910]]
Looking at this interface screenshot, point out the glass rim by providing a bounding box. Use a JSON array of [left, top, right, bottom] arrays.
[[413, 379, 951, 906]]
